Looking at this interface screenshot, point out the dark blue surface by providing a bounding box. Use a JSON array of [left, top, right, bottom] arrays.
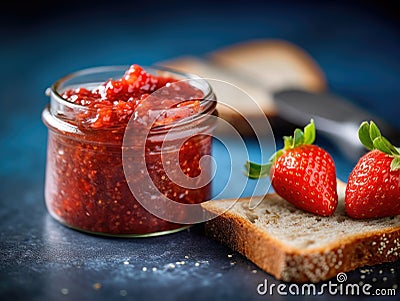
[[1, 1, 399, 300]]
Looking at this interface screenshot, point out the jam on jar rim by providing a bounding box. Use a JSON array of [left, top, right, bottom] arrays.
[[48, 65, 217, 133]]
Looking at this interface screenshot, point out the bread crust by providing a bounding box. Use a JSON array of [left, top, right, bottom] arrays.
[[202, 195, 400, 283]]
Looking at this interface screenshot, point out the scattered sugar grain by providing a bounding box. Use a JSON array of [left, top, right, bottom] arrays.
[[123, 261, 129, 265], [195, 262, 200, 267], [60, 288, 69, 295], [252, 270, 257, 274], [152, 267, 157, 272], [142, 267, 147, 272], [227, 254, 233, 258]]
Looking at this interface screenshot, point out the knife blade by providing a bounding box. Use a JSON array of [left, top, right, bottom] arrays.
[[273, 89, 400, 161]]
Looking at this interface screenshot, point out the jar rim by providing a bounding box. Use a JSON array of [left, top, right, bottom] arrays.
[[48, 65, 217, 131], [51, 65, 214, 106]]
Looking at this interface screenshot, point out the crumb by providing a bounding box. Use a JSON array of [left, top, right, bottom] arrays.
[[93, 283, 101, 290]]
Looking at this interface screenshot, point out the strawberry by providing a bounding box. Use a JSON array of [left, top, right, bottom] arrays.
[[345, 121, 400, 219], [245, 120, 338, 216]]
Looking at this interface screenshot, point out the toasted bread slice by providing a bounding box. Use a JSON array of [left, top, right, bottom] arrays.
[[201, 182, 400, 283]]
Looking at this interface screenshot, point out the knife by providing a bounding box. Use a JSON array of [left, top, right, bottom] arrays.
[[159, 57, 400, 161], [273, 89, 400, 162]]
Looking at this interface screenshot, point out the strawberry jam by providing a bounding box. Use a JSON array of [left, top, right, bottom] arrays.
[[42, 65, 216, 236]]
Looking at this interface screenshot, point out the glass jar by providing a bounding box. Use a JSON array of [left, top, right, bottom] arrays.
[[42, 66, 217, 237]]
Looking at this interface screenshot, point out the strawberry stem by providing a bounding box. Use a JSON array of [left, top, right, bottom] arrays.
[[358, 121, 400, 171], [245, 161, 272, 179], [244, 119, 316, 178]]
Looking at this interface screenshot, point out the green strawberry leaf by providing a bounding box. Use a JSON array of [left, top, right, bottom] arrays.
[[293, 129, 304, 147], [390, 157, 400, 171], [283, 136, 293, 150], [373, 136, 393, 155], [358, 120, 400, 157], [358, 121, 374, 150], [245, 119, 318, 179], [391, 145, 400, 156], [303, 119, 316, 145], [369, 121, 381, 141], [383, 136, 400, 155]]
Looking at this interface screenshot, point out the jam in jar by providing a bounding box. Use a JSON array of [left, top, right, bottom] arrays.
[[42, 65, 217, 237]]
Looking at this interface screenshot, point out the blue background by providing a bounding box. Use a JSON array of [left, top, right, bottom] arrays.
[[1, 0, 399, 185], [0, 1, 399, 300]]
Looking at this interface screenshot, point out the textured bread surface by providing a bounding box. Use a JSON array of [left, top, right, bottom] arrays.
[[202, 187, 400, 283]]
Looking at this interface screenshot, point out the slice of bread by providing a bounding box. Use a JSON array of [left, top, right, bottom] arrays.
[[159, 56, 277, 116], [209, 39, 326, 94], [201, 182, 400, 283], [158, 39, 326, 130]]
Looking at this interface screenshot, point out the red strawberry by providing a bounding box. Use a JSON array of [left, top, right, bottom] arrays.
[[246, 119, 338, 216], [345, 121, 400, 219]]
